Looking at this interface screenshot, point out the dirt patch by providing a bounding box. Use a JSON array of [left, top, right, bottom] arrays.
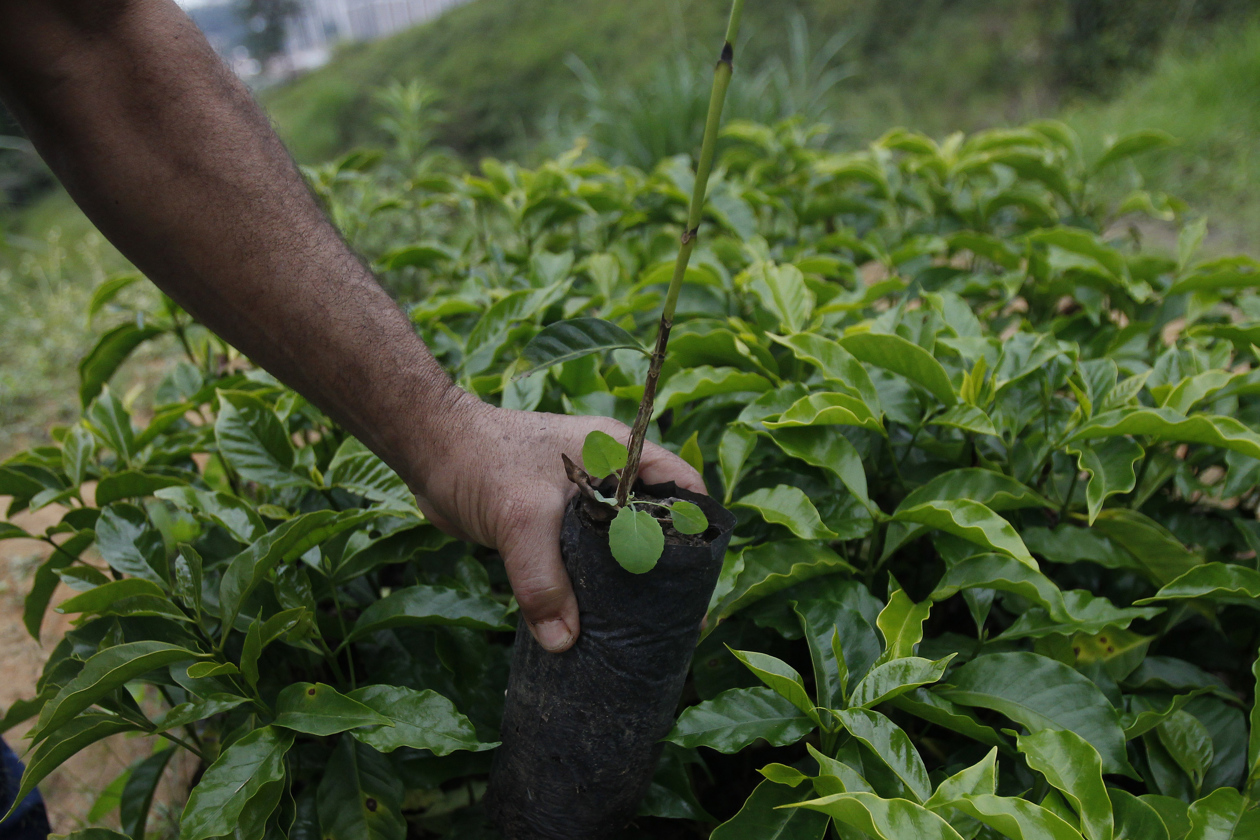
[[1, 498, 194, 836]]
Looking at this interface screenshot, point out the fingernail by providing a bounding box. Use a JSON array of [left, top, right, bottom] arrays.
[[533, 618, 574, 652]]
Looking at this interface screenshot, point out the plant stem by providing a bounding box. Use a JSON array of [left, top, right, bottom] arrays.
[[618, 0, 744, 507]]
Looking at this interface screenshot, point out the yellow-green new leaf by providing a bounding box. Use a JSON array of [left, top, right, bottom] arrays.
[[849, 656, 954, 709], [729, 648, 818, 722]]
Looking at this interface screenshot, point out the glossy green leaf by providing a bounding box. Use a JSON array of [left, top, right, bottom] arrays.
[[769, 427, 874, 513], [1136, 563, 1260, 610], [347, 685, 494, 755], [56, 579, 166, 615], [86, 273, 142, 321], [94, 471, 187, 508], [794, 604, 849, 709], [1156, 711, 1215, 792], [665, 687, 815, 753], [719, 425, 758, 504], [763, 392, 884, 434], [32, 641, 201, 745], [86, 387, 136, 464], [273, 682, 392, 736], [710, 779, 830, 840], [769, 332, 882, 411], [735, 485, 836, 540], [214, 390, 305, 488], [791, 791, 965, 840], [946, 794, 1087, 840], [79, 323, 166, 408], [926, 748, 998, 809], [349, 584, 509, 640], [178, 726, 293, 840], [849, 656, 953, 709], [325, 438, 413, 508], [929, 404, 997, 436], [1111, 789, 1170, 840], [1071, 408, 1260, 462], [834, 708, 932, 803], [729, 648, 817, 720], [609, 506, 665, 573], [876, 581, 931, 663], [24, 531, 94, 640], [155, 486, 265, 544], [890, 688, 1010, 749], [710, 541, 856, 625], [839, 332, 957, 405], [900, 468, 1053, 513], [1183, 787, 1260, 840], [518, 317, 645, 378], [582, 429, 628, 479], [96, 503, 167, 585], [379, 240, 456, 269], [1090, 509, 1204, 586], [1067, 438, 1144, 525], [998, 589, 1162, 640], [656, 366, 773, 418], [751, 263, 815, 333], [2, 714, 137, 823], [894, 499, 1035, 567], [1020, 729, 1114, 840], [219, 509, 385, 632], [940, 652, 1131, 775]]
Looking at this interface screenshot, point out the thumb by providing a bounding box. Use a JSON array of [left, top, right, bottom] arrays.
[[498, 505, 581, 653]]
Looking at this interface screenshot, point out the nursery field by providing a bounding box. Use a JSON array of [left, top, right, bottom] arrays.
[[5, 1, 1260, 838], [5, 103, 1260, 836]]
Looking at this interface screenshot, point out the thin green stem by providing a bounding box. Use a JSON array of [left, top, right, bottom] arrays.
[[158, 731, 207, 762], [618, 0, 744, 507], [329, 587, 357, 690]]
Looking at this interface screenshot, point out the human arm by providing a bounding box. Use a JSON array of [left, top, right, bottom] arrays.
[[0, 0, 705, 651]]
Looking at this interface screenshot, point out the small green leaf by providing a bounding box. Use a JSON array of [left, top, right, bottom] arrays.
[[763, 392, 884, 434], [609, 506, 665, 574], [1072, 408, 1260, 463], [79, 323, 166, 408], [670, 500, 708, 535], [926, 748, 998, 809], [679, 431, 704, 474], [582, 430, 628, 479], [1067, 438, 1144, 525], [728, 647, 817, 721], [120, 747, 175, 840], [1137, 563, 1260, 610]]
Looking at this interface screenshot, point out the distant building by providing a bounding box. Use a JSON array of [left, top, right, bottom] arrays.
[[187, 0, 471, 78]]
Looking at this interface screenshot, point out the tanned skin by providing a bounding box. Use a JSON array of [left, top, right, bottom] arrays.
[[0, 0, 704, 652]]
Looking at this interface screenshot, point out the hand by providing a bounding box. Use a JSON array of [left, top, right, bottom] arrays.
[[409, 395, 706, 653]]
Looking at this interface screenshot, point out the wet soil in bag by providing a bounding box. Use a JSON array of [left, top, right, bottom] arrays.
[[487, 481, 736, 840]]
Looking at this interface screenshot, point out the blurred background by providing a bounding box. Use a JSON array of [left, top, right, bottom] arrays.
[[2, 0, 1259, 457]]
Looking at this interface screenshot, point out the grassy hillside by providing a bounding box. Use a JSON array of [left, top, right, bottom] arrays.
[[1067, 16, 1260, 253], [263, 0, 1070, 162]]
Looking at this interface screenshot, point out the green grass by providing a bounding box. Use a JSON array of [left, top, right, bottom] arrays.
[[1066, 16, 1260, 254]]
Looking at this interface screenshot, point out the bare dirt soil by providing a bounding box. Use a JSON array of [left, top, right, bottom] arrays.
[[1, 497, 195, 836]]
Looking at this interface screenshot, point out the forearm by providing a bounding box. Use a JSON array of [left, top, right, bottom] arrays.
[[0, 0, 466, 490]]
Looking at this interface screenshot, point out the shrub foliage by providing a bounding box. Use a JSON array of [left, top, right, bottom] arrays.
[[4, 118, 1260, 838]]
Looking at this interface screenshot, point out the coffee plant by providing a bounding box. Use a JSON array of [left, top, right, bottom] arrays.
[[4, 114, 1260, 838]]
